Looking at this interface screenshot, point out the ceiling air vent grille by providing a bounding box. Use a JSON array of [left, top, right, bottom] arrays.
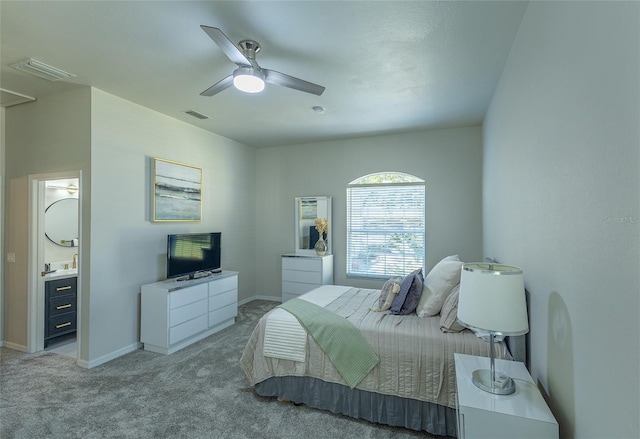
[[10, 58, 76, 81], [184, 110, 209, 120]]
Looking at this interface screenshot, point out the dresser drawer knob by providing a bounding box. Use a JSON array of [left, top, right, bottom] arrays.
[[56, 304, 72, 310], [56, 286, 72, 291], [55, 322, 72, 329]]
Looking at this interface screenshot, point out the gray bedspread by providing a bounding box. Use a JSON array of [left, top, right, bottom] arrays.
[[240, 286, 505, 409]]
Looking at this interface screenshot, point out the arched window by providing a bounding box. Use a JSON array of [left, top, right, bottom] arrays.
[[346, 172, 425, 278]]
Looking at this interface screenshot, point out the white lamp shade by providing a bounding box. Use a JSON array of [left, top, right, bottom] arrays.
[[233, 68, 265, 93], [457, 263, 529, 335]]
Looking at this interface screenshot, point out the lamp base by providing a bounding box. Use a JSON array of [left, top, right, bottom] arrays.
[[471, 369, 516, 395]]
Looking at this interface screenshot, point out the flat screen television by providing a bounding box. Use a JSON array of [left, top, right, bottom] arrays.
[[166, 232, 221, 280]]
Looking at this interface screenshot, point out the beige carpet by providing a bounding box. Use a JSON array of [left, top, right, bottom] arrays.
[[0, 300, 449, 439]]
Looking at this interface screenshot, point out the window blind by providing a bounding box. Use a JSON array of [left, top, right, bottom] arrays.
[[347, 181, 425, 278]]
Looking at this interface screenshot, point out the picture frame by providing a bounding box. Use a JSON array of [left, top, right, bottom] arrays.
[[299, 198, 318, 219], [153, 158, 202, 222]]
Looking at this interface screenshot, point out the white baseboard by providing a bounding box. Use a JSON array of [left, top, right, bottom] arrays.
[[78, 342, 142, 369], [2, 341, 28, 353], [238, 295, 281, 306], [4, 296, 279, 369]]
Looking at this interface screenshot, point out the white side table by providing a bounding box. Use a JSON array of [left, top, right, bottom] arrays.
[[455, 353, 558, 439]]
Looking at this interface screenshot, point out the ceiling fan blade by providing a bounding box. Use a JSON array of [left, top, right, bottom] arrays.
[[263, 70, 325, 96], [201, 25, 251, 67], [200, 75, 234, 97]]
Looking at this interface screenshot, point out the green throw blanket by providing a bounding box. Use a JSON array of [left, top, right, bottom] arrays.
[[278, 298, 379, 388]]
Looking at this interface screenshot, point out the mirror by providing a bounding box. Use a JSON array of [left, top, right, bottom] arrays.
[[295, 196, 332, 256], [45, 198, 79, 247]]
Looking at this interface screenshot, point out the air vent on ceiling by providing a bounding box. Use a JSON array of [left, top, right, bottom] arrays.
[[0, 88, 36, 107], [184, 110, 209, 120], [10, 58, 76, 81]]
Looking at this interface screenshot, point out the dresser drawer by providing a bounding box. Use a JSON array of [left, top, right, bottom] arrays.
[[208, 303, 237, 327], [208, 290, 236, 311], [169, 298, 208, 327], [282, 281, 318, 296], [48, 293, 77, 316], [282, 257, 321, 272], [141, 271, 238, 355], [169, 313, 208, 345], [169, 284, 207, 309], [47, 312, 77, 337], [46, 277, 77, 298], [282, 269, 322, 284], [209, 275, 237, 296]]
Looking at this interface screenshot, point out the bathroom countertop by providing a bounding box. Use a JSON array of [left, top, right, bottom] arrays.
[[44, 268, 78, 280]]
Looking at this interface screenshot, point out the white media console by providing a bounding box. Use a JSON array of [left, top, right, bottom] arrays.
[[140, 271, 238, 355]]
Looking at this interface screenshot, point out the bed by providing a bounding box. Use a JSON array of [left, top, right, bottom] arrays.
[[240, 277, 522, 437]]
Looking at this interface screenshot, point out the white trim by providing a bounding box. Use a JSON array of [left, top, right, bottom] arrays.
[[2, 341, 28, 352], [28, 171, 82, 358], [77, 342, 142, 369], [238, 295, 282, 306], [0, 171, 3, 346]]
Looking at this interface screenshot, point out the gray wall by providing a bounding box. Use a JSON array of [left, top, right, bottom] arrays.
[[483, 2, 639, 438], [2, 88, 257, 367], [256, 126, 484, 296], [86, 89, 257, 364], [3, 88, 91, 349], [2, 92, 483, 364]]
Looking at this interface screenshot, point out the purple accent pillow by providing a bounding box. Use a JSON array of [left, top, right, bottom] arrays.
[[390, 269, 424, 315]]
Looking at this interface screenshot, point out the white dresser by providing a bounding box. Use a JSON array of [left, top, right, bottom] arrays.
[[281, 254, 333, 302], [455, 353, 558, 439], [141, 271, 238, 354]]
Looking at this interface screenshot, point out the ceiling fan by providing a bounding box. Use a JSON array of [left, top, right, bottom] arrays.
[[199, 25, 325, 97]]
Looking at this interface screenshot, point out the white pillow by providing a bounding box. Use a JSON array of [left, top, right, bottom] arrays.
[[416, 255, 463, 317], [439, 285, 465, 332]]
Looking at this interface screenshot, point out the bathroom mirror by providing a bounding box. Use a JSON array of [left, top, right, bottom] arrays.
[[45, 198, 79, 247], [294, 196, 331, 256]]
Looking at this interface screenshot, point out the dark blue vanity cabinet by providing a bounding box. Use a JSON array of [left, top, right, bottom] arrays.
[[45, 277, 77, 347]]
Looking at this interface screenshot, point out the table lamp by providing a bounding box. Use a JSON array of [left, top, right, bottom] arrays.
[[457, 263, 528, 395]]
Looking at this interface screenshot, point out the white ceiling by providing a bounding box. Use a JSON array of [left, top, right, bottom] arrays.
[[0, 1, 528, 148]]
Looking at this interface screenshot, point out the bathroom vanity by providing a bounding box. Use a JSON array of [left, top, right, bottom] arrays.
[[44, 274, 77, 348]]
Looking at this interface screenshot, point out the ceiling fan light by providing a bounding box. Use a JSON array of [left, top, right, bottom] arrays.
[[233, 68, 265, 93]]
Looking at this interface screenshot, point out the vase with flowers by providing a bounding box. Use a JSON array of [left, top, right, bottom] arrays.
[[314, 218, 329, 256]]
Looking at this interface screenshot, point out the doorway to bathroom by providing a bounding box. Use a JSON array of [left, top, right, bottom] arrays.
[[27, 171, 82, 363]]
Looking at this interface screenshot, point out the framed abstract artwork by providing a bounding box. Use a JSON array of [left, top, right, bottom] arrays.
[[153, 158, 202, 222], [299, 198, 318, 219]]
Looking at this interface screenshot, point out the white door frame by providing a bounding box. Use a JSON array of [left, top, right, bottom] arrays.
[[27, 170, 82, 360]]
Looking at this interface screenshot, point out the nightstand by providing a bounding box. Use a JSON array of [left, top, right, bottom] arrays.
[[455, 353, 558, 439]]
